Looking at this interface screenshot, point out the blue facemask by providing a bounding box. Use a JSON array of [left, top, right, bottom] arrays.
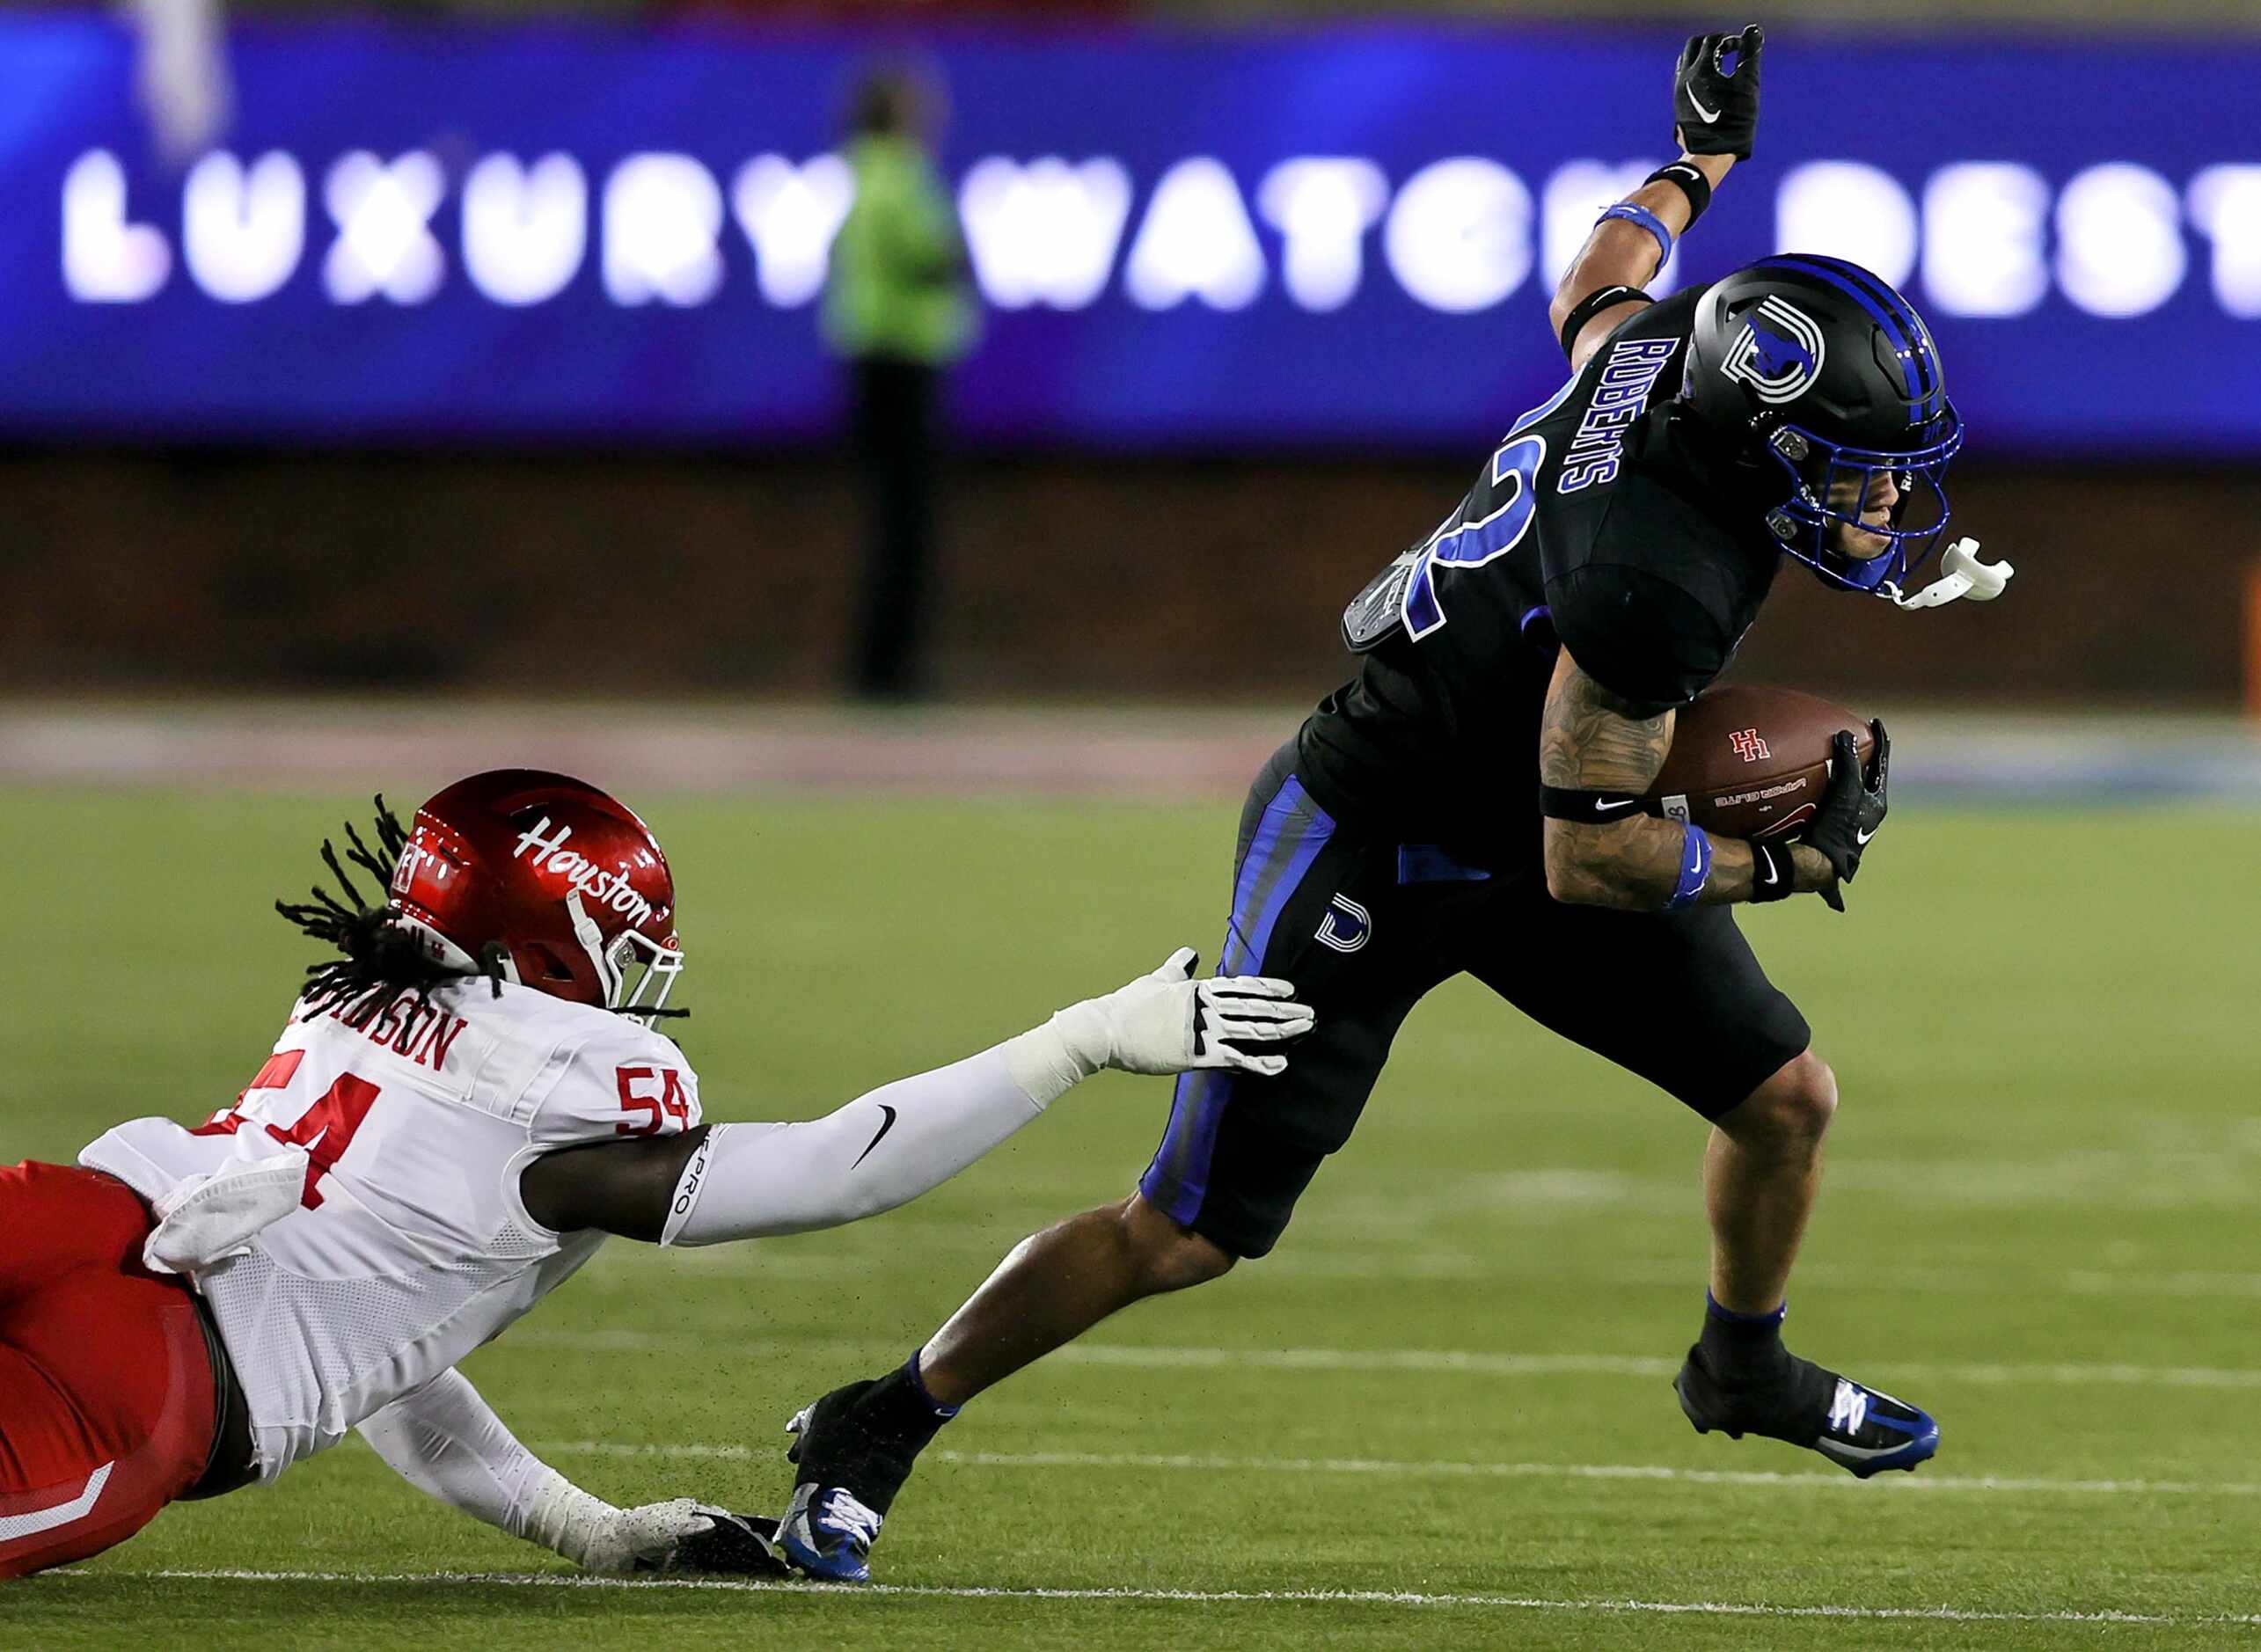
[[1759, 404, 1965, 596]]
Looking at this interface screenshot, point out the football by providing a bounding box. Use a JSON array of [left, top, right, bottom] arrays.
[[1643, 683, 1878, 841]]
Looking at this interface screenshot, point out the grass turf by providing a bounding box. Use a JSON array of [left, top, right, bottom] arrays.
[[4, 787, 2258, 1648]]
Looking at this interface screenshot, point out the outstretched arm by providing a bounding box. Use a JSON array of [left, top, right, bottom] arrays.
[[1549, 26, 1759, 370], [1548, 157, 1731, 371], [519, 950, 1313, 1245], [355, 1369, 755, 1572]]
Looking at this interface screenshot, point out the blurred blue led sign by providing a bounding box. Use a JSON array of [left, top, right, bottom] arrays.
[[2, 17, 2256, 451]]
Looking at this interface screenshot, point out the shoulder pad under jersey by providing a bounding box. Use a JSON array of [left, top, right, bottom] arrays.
[[1342, 551, 1421, 654]]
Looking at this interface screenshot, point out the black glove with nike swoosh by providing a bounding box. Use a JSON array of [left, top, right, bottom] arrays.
[[1804, 722, 1889, 913], [1673, 25, 1764, 160]]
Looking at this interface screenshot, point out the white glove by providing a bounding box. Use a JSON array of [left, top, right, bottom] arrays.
[[528, 1476, 721, 1573], [1097, 947, 1314, 1076], [1006, 948, 1314, 1104]]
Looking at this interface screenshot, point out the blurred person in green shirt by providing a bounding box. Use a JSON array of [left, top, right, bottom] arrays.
[[824, 67, 977, 701]]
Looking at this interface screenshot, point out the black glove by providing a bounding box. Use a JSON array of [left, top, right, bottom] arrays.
[[1804, 721, 1889, 913], [1673, 25, 1765, 161]]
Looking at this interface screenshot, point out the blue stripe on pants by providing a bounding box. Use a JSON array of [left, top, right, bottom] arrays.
[[1140, 774, 1335, 1229]]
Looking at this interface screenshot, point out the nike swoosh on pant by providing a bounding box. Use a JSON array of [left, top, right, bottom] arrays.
[[852, 1104, 899, 1168]]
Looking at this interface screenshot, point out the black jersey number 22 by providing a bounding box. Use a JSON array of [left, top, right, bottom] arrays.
[[1402, 430, 1545, 640]]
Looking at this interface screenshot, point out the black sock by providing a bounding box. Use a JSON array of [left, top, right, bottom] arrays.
[[860, 1350, 960, 1451], [1698, 1292, 1789, 1382]]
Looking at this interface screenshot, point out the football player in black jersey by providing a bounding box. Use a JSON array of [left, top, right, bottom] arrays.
[[779, 25, 1982, 1582]]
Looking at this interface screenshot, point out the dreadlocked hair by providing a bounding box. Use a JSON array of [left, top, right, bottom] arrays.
[[275, 794, 691, 1025], [275, 795, 507, 1023]]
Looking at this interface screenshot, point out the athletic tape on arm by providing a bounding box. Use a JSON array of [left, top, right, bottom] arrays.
[[662, 1046, 1050, 1246], [1557, 283, 1648, 362]]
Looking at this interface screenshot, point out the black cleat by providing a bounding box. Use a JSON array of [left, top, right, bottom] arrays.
[[779, 1377, 927, 1583], [1675, 1343, 1939, 1478], [645, 1510, 794, 1577]]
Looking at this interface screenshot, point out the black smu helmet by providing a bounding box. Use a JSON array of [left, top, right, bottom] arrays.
[[1683, 254, 1964, 596]]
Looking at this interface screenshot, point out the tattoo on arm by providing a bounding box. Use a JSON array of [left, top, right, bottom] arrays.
[[1540, 651, 1682, 909], [1539, 652, 1839, 908], [1538, 649, 1674, 793]]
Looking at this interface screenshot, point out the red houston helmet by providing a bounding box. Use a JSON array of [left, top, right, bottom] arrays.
[[387, 770, 683, 1022]]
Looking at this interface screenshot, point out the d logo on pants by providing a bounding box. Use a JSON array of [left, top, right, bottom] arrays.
[[1315, 894, 1372, 954]]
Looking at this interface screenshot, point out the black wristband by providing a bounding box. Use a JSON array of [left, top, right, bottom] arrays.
[[1540, 785, 1646, 824], [1557, 284, 1649, 362], [1747, 837, 1797, 902], [1644, 161, 1713, 227]]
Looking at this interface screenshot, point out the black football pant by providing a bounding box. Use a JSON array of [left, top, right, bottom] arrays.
[[1138, 740, 1812, 1260]]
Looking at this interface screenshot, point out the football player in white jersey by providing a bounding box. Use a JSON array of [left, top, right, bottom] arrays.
[[0, 771, 1311, 1581]]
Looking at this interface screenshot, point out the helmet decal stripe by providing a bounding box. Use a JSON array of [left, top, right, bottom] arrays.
[[1767, 254, 1931, 397], [1811, 254, 1943, 422], [1767, 255, 1934, 414]]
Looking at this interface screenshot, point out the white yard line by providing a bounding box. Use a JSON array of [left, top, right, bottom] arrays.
[[544, 1440, 758, 1459], [509, 1327, 2261, 1389], [922, 1449, 2261, 1499], [587, 1243, 2261, 1298], [504, 1328, 2261, 1383], [528, 1440, 2261, 1500], [56, 1569, 2261, 1629], [1057, 1341, 2261, 1389], [510, 1329, 2261, 1389], [2062, 1269, 2261, 1299]]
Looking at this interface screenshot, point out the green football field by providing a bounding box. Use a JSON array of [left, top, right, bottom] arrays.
[[4, 786, 2258, 1648]]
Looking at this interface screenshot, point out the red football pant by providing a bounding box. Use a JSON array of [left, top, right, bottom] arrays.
[[0, 1161, 217, 1580]]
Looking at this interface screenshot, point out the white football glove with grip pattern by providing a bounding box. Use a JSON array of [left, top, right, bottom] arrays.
[[527, 1479, 718, 1572], [1004, 947, 1314, 1104], [1104, 947, 1313, 1077], [527, 1478, 789, 1575]]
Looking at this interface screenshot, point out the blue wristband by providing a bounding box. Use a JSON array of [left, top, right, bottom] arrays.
[[1597, 201, 1674, 267], [1664, 822, 1711, 912]]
